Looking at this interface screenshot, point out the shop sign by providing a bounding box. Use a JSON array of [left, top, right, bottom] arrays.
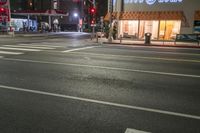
[[124, 0, 183, 5]]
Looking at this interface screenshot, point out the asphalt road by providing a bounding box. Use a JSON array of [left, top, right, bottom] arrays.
[[0, 32, 200, 133]]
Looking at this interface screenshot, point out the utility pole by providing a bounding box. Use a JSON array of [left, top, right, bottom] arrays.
[[7, 0, 14, 35], [108, 0, 113, 42]]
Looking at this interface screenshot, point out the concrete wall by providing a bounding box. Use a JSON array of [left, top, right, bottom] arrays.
[[113, 0, 200, 34]]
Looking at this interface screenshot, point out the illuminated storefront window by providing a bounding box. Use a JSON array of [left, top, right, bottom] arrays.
[[120, 20, 139, 39], [159, 20, 181, 40], [139, 21, 159, 39], [119, 20, 181, 40]]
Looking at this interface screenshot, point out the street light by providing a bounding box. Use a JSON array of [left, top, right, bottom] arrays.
[[73, 12, 80, 32], [73, 12, 78, 18]]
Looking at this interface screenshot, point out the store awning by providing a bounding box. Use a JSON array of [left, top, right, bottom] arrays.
[[104, 11, 186, 21], [195, 11, 200, 20], [104, 12, 119, 21], [12, 10, 68, 16]]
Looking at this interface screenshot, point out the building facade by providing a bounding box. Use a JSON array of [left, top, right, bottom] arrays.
[[8, 0, 66, 32], [108, 0, 200, 40]]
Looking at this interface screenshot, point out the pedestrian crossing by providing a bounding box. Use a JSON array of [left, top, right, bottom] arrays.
[[0, 44, 62, 57]]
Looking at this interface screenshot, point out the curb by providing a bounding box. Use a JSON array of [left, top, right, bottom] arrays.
[[102, 42, 200, 49]]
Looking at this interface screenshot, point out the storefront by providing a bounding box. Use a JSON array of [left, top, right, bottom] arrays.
[[11, 9, 67, 32], [106, 0, 200, 40], [119, 19, 181, 40], [11, 18, 37, 31]]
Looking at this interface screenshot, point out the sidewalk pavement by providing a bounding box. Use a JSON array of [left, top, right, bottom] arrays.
[[1, 32, 200, 49], [0, 32, 58, 38], [94, 37, 200, 49]]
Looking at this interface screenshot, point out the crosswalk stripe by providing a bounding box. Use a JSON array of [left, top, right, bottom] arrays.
[[0, 46, 41, 52], [3, 45, 55, 50], [19, 44, 62, 48], [0, 51, 23, 55], [125, 128, 151, 133], [62, 46, 99, 53]]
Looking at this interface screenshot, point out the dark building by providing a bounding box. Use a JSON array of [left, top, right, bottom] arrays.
[[10, 0, 66, 32], [1, 0, 108, 32], [59, 0, 108, 32], [10, 0, 52, 10]]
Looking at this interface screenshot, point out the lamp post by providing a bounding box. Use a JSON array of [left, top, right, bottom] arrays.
[[73, 12, 79, 31]]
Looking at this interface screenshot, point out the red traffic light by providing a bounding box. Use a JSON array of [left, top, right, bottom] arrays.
[[0, 7, 5, 12], [90, 7, 96, 14], [91, 20, 95, 24]]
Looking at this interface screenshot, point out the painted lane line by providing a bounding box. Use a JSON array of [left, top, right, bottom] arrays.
[[132, 50, 200, 56], [0, 84, 200, 120], [107, 44, 200, 51], [62, 46, 99, 53], [0, 47, 41, 52], [68, 52, 200, 63], [0, 51, 23, 55], [2, 57, 200, 78], [125, 128, 150, 133], [3, 45, 55, 50], [18, 44, 62, 48], [105, 45, 200, 56]]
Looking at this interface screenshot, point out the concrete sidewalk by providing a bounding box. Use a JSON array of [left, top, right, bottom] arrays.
[[95, 37, 200, 49], [1, 32, 200, 49], [0, 32, 58, 38]]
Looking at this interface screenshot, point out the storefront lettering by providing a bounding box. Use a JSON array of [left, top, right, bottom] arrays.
[[146, 0, 156, 5], [124, 0, 183, 5]]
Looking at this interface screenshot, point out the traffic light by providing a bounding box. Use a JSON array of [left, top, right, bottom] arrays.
[[0, 7, 5, 12], [91, 19, 95, 24], [90, 7, 96, 14], [0, 7, 6, 16]]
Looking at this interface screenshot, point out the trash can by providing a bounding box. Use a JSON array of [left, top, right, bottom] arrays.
[[145, 33, 152, 44]]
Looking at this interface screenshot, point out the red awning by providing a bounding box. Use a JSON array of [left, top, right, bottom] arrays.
[[12, 10, 68, 16], [104, 11, 188, 27], [105, 11, 186, 21]]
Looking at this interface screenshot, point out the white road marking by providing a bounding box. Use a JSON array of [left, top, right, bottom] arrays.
[[125, 128, 150, 133], [132, 50, 200, 56], [0, 84, 200, 120], [19, 44, 62, 48], [0, 46, 41, 52], [68, 51, 200, 63], [105, 45, 200, 56], [3, 45, 55, 50], [107, 44, 200, 51], [0, 51, 23, 55], [2, 58, 200, 78], [62, 46, 99, 53]]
